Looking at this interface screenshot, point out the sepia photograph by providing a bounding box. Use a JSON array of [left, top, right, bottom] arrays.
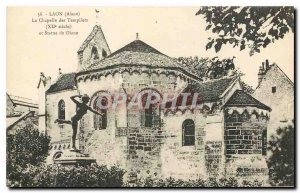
[[5, 6, 295, 188]]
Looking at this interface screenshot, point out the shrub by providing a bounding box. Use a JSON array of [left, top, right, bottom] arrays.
[[267, 122, 295, 187], [7, 127, 50, 186], [8, 164, 126, 187], [125, 176, 262, 187]]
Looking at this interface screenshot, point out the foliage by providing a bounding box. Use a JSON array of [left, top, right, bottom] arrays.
[[267, 122, 295, 187], [7, 163, 126, 187], [7, 127, 51, 184], [125, 176, 263, 187], [240, 80, 254, 94], [176, 56, 236, 79], [7, 127, 126, 187], [196, 7, 294, 55], [175, 56, 254, 94]]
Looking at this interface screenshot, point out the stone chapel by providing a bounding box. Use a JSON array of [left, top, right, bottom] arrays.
[[38, 25, 272, 182]]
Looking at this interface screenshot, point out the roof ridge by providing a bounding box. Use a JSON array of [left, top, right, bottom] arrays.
[[107, 39, 166, 58], [272, 63, 294, 86], [256, 63, 294, 89], [201, 75, 237, 83]]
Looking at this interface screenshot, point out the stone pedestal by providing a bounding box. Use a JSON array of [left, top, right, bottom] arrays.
[[53, 149, 96, 166]]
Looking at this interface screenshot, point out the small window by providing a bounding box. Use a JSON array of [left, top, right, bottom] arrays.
[[102, 49, 107, 58], [182, 119, 195, 146], [58, 100, 65, 120], [91, 46, 99, 60], [230, 111, 240, 122], [141, 92, 161, 128], [272, 86, 276, 93], [262, 130, 267, 156], [93, 96, 107, 130]]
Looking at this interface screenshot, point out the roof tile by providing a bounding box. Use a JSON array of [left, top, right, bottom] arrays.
[[225, 90, 271, 111], [183, 76, 237, 102], [47, 73, 76, 94]]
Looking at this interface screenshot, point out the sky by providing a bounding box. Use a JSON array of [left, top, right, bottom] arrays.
[[7, 7, 294, 101]]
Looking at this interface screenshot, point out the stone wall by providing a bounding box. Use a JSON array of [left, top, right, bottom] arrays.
[[160, 111, 206, 180], [253, 65, 294, 137], [126, 127, 165, 182], [204, 113, 225, 177], [224, 106, 269, 180], [46, 89, 78, 144]]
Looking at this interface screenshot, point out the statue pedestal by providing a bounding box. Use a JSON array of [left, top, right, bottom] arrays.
[[54, 149, 96, 166]]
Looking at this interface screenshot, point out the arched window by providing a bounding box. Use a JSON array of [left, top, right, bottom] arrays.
[[141, 91, 160, 128], [91, 46, 99, 60], [102, 49, 107, 58], [58, 100, 65, 120], [93, 96, 107, 130], [182, 119, 195, 146]]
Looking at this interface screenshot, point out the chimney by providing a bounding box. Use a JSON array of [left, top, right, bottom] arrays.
[[266, 59, 270, 70], [258, 63, 265, 84]]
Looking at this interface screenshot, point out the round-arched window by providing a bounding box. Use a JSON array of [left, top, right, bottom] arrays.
[[58, 100, 65, 120], [182, 119, 195, 146]]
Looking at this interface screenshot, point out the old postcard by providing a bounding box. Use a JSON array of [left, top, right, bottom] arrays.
[[6, 6, 294, 188]]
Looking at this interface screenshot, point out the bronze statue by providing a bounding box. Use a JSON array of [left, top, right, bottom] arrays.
[[55, 94, 103, 150]]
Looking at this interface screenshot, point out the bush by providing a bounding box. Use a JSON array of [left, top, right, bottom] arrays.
[[125, 176, 262, 187], [8, 164, 126, 187], [267, 122, 295, 187], [7, 127, 50, 186], [7, 127, 126, 187]]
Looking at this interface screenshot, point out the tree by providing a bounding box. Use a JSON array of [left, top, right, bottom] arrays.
[[7, 127, 51, 186], [176, 56, 235, 79], [196, 7, 294, 55], [6, 127, 126, 187], [267, 122, 295, 186], [175, 56, 254, 94]]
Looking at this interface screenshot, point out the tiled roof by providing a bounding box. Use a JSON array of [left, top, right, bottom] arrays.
[[47, 73, 76, 94], [79, 39, 201, 81], [108, 40, 164, 57], [183, 76, 238, 102], [86, 40, 182, 70], [225, 90, 271, 111]]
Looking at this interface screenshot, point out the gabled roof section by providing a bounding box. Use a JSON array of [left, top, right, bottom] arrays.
[[108, 40, 164, 57], [257, 63, 294, 89], [47, 73, 76, 94], [7, 111, 35, 130], [79, 39, 201, 81], [10, 95, 38, 108], [77, 25, 110, 53], [6, 93, 14, 106], [183, 76, 238, 102], [275, 64, 294, 86], [225, 90, 271, 111], [86, 40, 181, 70]]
